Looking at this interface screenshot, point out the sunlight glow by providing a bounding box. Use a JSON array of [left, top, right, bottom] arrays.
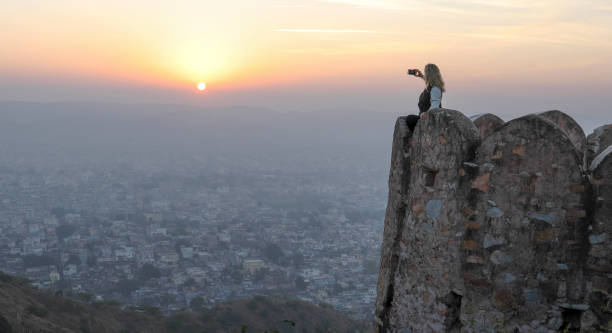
[[197, 82, 206, 91]]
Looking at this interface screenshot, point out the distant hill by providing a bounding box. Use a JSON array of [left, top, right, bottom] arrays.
[[0, 271, 368, 333]]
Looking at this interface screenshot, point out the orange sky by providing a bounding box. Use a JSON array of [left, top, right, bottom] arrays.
[[1, 0, 611, 122]]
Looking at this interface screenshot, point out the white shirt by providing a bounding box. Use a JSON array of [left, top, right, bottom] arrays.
[[429, 86, 442, 110]]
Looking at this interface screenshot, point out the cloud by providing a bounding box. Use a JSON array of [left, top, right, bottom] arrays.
[[275, 28, 376, 33], [314, 0, 410, 10], [312, 0, 541, 13]]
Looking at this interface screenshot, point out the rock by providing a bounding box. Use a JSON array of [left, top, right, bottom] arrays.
[[483, 234, 505, 248], [528, 212, 557, 225], [426, 200, 443, 221], [490, 250, 512, 265]]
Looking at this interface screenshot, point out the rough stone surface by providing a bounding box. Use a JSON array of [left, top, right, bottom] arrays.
[[537, 110, 587, 160], [459, 114, 588, 332], [375, 109, 480, 332], [470, 113, 505, 139], [586, 123, 612, 166], [375, 117, 413, 329], [584, 146, 612, 332], [376, 110, 610, 332]]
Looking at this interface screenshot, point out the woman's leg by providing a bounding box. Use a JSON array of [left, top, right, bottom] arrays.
[[406, 114, 420, 132]]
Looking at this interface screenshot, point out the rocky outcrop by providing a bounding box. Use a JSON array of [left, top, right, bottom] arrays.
[[375, 109, 611, 332]]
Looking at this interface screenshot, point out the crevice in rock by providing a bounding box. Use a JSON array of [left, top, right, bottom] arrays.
[[559, 308, 583, 333], [424, 167, 438, 188], [440, 291, 462, 332]]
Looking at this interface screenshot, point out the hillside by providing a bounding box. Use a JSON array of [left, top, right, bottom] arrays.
[[0, 271, 368, 333]]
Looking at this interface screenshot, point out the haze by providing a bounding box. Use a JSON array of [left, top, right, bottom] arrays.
[[1, 0, 611, 131]]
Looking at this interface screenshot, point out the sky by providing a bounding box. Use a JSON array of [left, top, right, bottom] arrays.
[[1, 0, 611, 130]]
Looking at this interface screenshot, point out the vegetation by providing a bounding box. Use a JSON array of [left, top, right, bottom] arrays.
[[0, 270, 368, 333], [26, 304, 49, 317]]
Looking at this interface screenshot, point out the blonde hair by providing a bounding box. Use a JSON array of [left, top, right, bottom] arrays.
[[424, 63, 445, 92]]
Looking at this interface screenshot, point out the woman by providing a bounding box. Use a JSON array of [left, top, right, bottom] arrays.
[[405, 63, 445, 131]]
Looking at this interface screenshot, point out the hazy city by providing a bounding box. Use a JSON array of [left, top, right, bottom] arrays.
[[0, 102, 394, 321]]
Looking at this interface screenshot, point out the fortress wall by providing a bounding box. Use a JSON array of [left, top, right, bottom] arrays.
[[587, 124, 612, 166], [584, 147, 612, 331], [470, 113, 505, 140], [537, 110, 587, 167], [459, 115, 588, 332], [375, 117, 413, 328], [376, 110, 609, 333], [380, 109, 480, 332]]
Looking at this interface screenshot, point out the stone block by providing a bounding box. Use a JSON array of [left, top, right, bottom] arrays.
[[534, 229, 557, 243], [461, 240, 478, 251]]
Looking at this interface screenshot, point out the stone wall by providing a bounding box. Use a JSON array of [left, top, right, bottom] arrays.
[[375, 110, 611, 332]]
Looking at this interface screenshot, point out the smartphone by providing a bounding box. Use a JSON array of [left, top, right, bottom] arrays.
[[408, 69, 418, 75]]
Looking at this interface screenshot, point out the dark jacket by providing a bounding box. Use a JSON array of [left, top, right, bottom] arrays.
[[418, 85, 442, 114]]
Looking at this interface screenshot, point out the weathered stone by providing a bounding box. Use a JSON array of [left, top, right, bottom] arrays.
[[503, 273, 517, 283], [523, 288, 541, 304], [569, 184, 585, 192], [464, 221, 480, 230], [586, 123, 612, 165], [470, 113, 505, 139], [458, 114, 587, 331], [375, 117, 413, 329], [486, 207, 503, 217], [536, 273, 548, 282], [466, 255, 483, 264], [494, 289, 516, 309], [375, 109, 479, 332], [470, 173, 489, 192], [464, 273, 492, 288], [490, 250, 512, 265], [512, 145, 526, 156], [483, 234, 505, 248], [528, 212, 556, 225], [461, 240, 478, 251], [588, 233, 607, 244], [537, 110, 587, 164], [376, 110, 606, 332], [534, 229, 557, 243], [425, 200, 443, 221], [585, 142, 612, 331]]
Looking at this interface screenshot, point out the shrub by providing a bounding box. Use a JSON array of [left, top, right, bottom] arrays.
[[26, 304, 49, 318], [246, 299, 258, 311]]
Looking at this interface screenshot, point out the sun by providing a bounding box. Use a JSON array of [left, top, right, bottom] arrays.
[[197, 82, 206, 91]]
